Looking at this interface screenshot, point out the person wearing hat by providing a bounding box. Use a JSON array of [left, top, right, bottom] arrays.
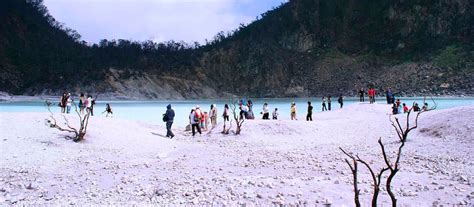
[[164, 104, 175, 138]]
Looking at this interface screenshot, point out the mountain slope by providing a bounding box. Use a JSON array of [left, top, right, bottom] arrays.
[[0, 0, 473, 98]]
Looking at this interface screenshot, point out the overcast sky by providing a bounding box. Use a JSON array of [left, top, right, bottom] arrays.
[[43, 0, 287, 44]]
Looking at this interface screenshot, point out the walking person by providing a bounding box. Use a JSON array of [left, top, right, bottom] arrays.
[[358, 88, 365, 102], [189, 108, 201, 136], [262, 103, 270, 120], [272, 108, 279, 120], [164, 104, 175, 138], [328, 96, 332, 111], [306, 101, 313, 121], [223, 104, 230, 122], [290, 102, 297, 120], [66, 93, 72, 114], [338, 94, 344, 108], [321, 97, 327, 111]]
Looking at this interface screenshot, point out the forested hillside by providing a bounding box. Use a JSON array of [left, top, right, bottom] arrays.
[[0, 0, 472, 98]]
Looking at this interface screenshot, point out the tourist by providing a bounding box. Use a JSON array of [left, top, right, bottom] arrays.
[[240, 105, 249, 120], [403, 103, 409, 113], [328, 96, 332, 111], [413, 102, 420, 112], [163, 104, 175, 138], [201, 109, 206, 130], [247, 100, 253, 111], [210, 104, 217, 128], [338, 94, 343, 108], [90, 96, 96, 116], [272, 108, 279, 120], [392, 103, 398, 115], [86, 95, 93, 115], [385, 88, 393, 104], [103, 103, 113, 117], [204, 111, 210, 131], [321, 97, 327, 111], [368, 87, 375, 104], [358, 88, 365, 102], [290, 102, 297, 120], [422, 103, 429, 111], [66, 93, 72, 114], [246, 100, 255, 119], [223, 104, 230, 121], [59, 92, 67, 113], [79, 93, 85, 114], [306, 101, 313, 121], [189, 108, 201, 136], [262, 103, 270, 120], [195, 105, 202, 123]]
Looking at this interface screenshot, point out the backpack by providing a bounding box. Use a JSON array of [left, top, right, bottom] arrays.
[[194, 111, 201, 122], [162, 113, 168, 122]]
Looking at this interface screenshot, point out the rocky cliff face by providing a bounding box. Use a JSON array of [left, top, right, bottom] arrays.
[[1, 0, 473, 98]]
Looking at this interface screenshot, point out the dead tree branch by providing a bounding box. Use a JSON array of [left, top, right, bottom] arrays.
[[229, 98, 244, 135], [341, 97, 437, 207], [45, 100, 90, 142], [340, 148, 361, 207]]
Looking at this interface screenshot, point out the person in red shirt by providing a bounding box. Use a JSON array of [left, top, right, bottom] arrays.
[[368, 87, 376, 104], [403, 103, 409, 113]]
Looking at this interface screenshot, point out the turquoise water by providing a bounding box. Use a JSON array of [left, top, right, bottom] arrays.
[[1, 97, 473, 127]]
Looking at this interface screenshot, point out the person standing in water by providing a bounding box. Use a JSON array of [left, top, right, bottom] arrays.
[[306, 101, 313, 121], [338, 94, 343, 108], [164, 104, 175, 138], [321, 97, 327, 111], [290, 102, 297, 120], [358, 88, 365, 102], [262, 103, 270, 120], [328, 96, 332, 111], [272, 108, 279, 120], [189, 108, 201, 136]]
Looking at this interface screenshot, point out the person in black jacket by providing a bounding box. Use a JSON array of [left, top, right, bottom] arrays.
[[164, 104, 175, 138], [338, 94, 344, 108], [306, 101, 313, 121]]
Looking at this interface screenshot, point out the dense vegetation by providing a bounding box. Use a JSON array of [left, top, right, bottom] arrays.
[[0, 0, 472, 97]]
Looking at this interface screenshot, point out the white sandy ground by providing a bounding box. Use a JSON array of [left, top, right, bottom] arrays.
[[0, 103, 472, 206]]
